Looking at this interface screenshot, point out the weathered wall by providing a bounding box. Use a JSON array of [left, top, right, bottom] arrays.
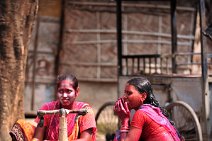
[[38, 0, 61, 17], [58, 0, 199, 113], [77, 82, 117, 113], [24, 0, 61, 114]]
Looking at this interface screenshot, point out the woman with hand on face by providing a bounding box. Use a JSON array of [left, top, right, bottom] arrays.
[[113, 77, 182, 141], [32, 74, 96, 141]]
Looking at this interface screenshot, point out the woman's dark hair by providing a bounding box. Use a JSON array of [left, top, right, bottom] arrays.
[[127, 77, 169, 117], [56, 74, 78, 90]]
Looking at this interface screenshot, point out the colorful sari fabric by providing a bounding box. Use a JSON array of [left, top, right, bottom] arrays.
[[10, 119, 36, 141], [34, 100, 96, 140]]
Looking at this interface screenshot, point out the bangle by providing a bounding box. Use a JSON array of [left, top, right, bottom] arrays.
[[120, 129, 129, 133], [120, 126, 129, 130]]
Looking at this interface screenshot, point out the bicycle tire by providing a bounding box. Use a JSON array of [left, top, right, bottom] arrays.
[[95, 101, 115, 122], [165, 101, 203, 141], [95, 101, 118, 140]]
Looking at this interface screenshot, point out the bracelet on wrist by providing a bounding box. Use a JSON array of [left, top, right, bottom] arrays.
[[120, 129, 129, 133]]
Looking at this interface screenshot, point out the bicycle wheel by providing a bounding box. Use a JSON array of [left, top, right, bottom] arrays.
[[165, 101, 202, 141], [95, 101, 118, 141]]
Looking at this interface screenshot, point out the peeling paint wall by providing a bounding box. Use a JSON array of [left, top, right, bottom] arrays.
[[24, 0, 61, 114]]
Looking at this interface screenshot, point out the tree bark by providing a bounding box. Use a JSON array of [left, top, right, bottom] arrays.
[[0, 0, 38, 140]]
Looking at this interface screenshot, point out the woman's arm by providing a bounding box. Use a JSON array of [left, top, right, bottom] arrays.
[[114, 99, 143, 141], [120, 127, 142, 141], [74, 105, 96, 141], [74, 128, 94, 141], [32, 126, 46, 141]]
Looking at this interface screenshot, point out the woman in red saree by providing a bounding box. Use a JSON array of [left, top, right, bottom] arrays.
[[10, 74, 96, 141], [113, 77, 183, 141], [32, 74, 96, 141]]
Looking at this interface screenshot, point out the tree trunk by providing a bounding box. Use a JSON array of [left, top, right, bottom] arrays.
[[0, 0, 38, 140]]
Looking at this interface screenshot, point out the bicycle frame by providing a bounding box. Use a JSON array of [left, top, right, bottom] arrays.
[[37, 108, 88, 141]]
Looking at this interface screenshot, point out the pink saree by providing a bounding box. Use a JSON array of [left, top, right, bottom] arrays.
[[114, 104, 180, 141], [139, 104, 180, 141], [10, 100, 96, 141], [34, 100, 96, 140]]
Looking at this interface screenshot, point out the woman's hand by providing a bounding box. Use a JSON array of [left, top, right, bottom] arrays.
[[114, 98, 130, 120], [114, 98, 130, 129]]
